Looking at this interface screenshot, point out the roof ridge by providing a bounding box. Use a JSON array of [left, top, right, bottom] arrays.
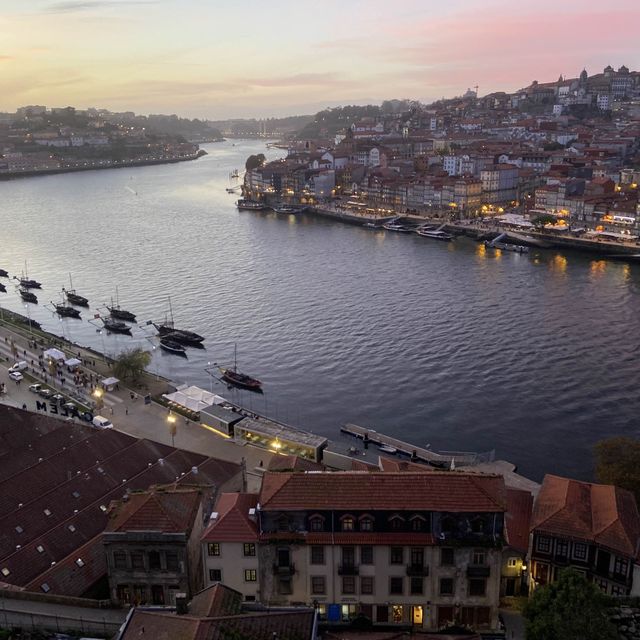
[[468, 475, 505, 509]]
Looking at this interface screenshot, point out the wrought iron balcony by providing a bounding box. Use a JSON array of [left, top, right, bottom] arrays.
[[338, 564, 359, 576], [406, 564, 429, 577], [272, 563, 296, 576]]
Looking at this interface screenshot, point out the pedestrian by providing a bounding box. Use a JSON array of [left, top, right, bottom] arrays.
[[22, 403, 27, 410], [125, 406, 128, 415]]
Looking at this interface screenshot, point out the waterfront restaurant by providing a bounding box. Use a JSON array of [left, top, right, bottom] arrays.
[[233, 416, 328, 462]]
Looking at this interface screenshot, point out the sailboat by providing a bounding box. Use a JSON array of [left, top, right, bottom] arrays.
[[15, 261, 41, 289], [107, 287, 137, 322], [62, 274, 89, 307], [218, 345, 262, 391], [153, 298, 204, 346], [52, 295, 81, 318]]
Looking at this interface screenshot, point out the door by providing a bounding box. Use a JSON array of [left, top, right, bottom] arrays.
[[151, 585, 165, 605], [506, 577, 516, 596], [412, 605, 423, 626]]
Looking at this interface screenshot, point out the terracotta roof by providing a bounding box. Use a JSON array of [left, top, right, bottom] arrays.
[[106, 488, 202, 534], [531, 475, 640, 557], [201, 493, 258, 543], [505, 488, 533, 554], [268, 455, 325, 472], [188, 583, 242, 618], [259, 471, 507, 512]]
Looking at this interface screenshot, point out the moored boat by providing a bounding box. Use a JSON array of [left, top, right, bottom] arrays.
[[484, 240, 530, 253], [0, 269, 8, 278], [218, 344, 262, 391], [102, 317, 132, 334], [19, 288, 38, 303], [62, 274, 89, 306], [236, 199, 268, 211], [0, 282, 6, 293], [15, 275, 42, 289], [416, 228, 453, 241], [159, 338, 187, 356], [272, 204, 304, 214], [52, 302, 81, 318], [153, 298, 204, 345], [107, 287, 136, 322]]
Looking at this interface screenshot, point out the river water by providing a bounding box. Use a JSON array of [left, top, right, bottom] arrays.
[[1, 140, 639, 481]]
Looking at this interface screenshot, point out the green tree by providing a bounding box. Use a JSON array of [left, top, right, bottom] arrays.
[[245, 153, 266, 172], [523, 569, 616, 640], [531, 213, 557, 227], [111, 347, 151, 383], [595, 436, 640, 504]]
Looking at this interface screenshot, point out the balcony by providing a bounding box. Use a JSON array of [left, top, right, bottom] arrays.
[[272, 563, 296, 576], [338, 564, 359, 576], [406, 564, 429, 577], [466, 565, 491, 578]]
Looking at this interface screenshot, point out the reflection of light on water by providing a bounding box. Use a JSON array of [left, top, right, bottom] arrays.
[[476, 243, 486, 258], [622, 264, 630, 281], [550, 254, 567, 273], [494, 248, 502, 259], [590, 260, 607, 277]]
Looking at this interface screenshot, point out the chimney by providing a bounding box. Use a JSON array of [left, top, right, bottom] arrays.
[[175, 593, 188, 615]]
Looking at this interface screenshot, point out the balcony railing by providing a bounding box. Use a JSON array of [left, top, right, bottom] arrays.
[[466, 565, 491, 578], [272, 563, 296, 576], [406, 564, 430, 577], [338, 564, 359, 576]]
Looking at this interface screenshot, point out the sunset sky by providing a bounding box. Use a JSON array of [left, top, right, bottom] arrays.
[[1, 0, 639, 119]]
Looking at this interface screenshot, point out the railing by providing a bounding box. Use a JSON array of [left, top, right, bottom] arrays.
[[272, 563, 296, 575], [406, 564, 429, 577], [338, 564, 359, 576]]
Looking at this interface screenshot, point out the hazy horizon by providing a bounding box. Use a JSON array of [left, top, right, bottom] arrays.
[[1, 0, 639, 120]]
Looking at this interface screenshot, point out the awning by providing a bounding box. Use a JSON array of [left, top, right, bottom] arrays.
[[163, 386, 225, 413], [64, 358, 82, 367], [101, 377, 120, 388], [43, 348, 65, 361]]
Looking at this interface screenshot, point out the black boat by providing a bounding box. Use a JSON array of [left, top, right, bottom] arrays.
[[107, 287, 136, 322], [159, 338, 187, 356], [218, 344, 262, 391], [153, 298, 204, 345], [103, 317, 132, 334], [0, 269, 8, 278], [0, 282, 6, 293], [62, 274, 89, 307], [19, 288, 38, 303], [52, 302, 81, 318], [15, 275, 42, 289]]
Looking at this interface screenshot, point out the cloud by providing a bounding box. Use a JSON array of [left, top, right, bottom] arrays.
[[44, 0, 159, 13], [244, 72, 354, 89]]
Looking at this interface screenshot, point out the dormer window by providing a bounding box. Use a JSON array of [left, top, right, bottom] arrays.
[[410, 515, 426, 531], [471, 517, 484, 534], [340, 515, 355, 531], [309, 514, 324, 532], [389, 514, 405, 531], [277, 515, 290, 532], [359, 515, 374, 532]]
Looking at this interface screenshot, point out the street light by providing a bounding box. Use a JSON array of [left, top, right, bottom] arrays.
[[167, 413, 177, 447], [93, 388, 104, 411]]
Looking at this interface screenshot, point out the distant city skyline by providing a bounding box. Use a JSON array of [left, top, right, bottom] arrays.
[[0, 0, 639, 119]]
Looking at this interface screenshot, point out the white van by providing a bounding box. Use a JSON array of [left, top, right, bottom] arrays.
[[92, 415, 113, 429], [9, 361, 28, 373]]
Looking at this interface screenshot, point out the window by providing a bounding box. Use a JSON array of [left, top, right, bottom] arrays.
[[166, 552, 179, 572], [131, 551, 144, 570], [311, 546, 325, 565], [309, 515, 324, 532], [410, 547, 424, 567], [360, 517, 373, 531], [390, 577, 403, 595], [342, 576, 356, 594], [113, 551, 127, 570], [341, 516, 354, 531], [410, 577, 423, 595], [311, 576, 325, 595], [244, 569, 257, 582], [207, 543, 220, 556], [277, 515, 290, 532], [209, 569, 222, 582], [390, 546, 403, 564], [360, 576, 374, 595], [472, 549, 486, 566], [389, 515, 404, 530], [41, 583, 50, 593], [243, 543, 256, 557], [441, 548, 454, 566], [440, 577, 454, 595], [410, 516, 425, 531], [342, 604, 357, 621], [469, 578, 486, 596], [594, 579, 608, 593], [361, 546, 373, 565], [611, 585, 626, 596], [148, 551, 161, 570], [573, 542, 588, 561], [536, 536, 551, 553], [614, 557, 629, 576], [342, 546, 355, 566], [507, 557, 518, 568], [556, 540, 568, 557]]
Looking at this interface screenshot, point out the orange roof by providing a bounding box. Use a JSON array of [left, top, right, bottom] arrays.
[[189, 583, 242, 618], [531, 475, 640, 557], [201, 493, 258, 543], [505, 488, 533, 554], [259, 471, 507, 512]]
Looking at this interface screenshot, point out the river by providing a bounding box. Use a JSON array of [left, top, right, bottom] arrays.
[[2, 139, 639, 481]]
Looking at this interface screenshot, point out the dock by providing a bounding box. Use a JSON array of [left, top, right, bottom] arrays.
[[340, 423, 494, 468]]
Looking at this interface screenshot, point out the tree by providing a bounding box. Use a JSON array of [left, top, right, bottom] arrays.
[[595, 436, 640, 504], [245, 153, 266, 172], [111, 347, 151, 383], [523, 569, 616, 640], [531, 213, 557, 227]]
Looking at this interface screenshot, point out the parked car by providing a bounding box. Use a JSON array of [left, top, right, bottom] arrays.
[[29, 383, 42, 393], [38, 389, 53, 399], [92, 415, 113, 429], [8, 361, 28, 373], [52, 393, 65, 405], [9, 371, 24, 382], [63, 402, 77, 411]]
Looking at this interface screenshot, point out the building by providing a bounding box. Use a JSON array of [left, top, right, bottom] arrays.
[[255, 471, 507, 632], [529, 475, 640, 597], [201, 493, 260, 601], [480, 164, 519, 203], [103, 486, 208, 606]]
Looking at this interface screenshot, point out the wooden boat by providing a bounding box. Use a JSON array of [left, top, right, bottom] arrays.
[[19, 288, 38, 303], [218, 344, 262, 391], [15, 261, 41, 288], [416, 228, 453, 241], [272, 204, 304, 214], [107, 287, 136, 322], [52, 302, 81, 318], [102, 317, 131, 334], [63, 275, 89, 307], [154, 298, 204, 345], [159, 338, 187, 356], [0, 282, 6, 293], [0, 269, 8, 278], [236, 199, 268, 211]]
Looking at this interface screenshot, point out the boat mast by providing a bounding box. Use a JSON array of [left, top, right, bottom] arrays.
[[168, 296, 175, 328], [234, 343, 237, 373]]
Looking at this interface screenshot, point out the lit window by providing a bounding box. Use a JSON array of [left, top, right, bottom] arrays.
[[36, 545, 44, 553], [1, 568, 9, 577], [41, 583, 50, 593], [341, 516, 354, 532], [244, 569, 257, 582], [75, 558, 84, 567], [207, 543, 220, 556], [536, 537, 551, 553], [243, 543, 256, 557]]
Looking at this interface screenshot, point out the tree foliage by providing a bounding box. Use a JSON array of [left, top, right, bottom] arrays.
[[531, 213, 558, 227], [595, 436, 640, 504], [523, 569, 616, 640], [245, 153, 266, 172], [111, 347, 152, 382]]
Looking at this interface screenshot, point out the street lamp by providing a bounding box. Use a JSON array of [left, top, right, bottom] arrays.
[[93, 388, 104, 411], [167, 413, 177, 447]]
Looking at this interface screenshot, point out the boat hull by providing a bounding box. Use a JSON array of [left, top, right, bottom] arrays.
[[108, 307, 137, 322], [160, 340, 187, 356], [220, 368, 263, 391]]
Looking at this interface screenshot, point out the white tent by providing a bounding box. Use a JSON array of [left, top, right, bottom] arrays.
[[43, 348, 66, 362], [101, 377, 120, 391], [64, 358, 82, 368], [163, 386, 226, 413]]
